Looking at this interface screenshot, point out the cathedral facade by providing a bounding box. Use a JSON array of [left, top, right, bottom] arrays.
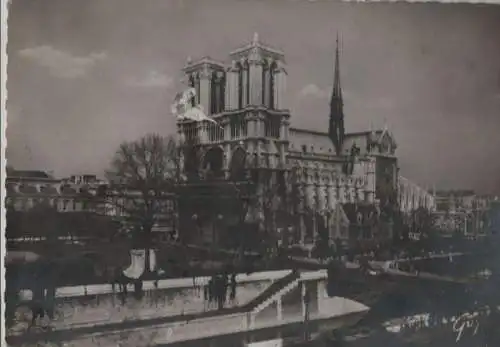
[[176, 34, 399, 249]]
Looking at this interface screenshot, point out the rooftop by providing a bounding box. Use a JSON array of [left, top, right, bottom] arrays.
[[7, 169, 54, 180]]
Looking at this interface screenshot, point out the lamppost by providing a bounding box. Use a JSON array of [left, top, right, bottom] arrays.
[[303, 284, 311, 342], [213, 213, 223, 246]]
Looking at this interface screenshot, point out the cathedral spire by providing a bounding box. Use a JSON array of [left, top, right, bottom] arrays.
[[328, 32, 345, 155]]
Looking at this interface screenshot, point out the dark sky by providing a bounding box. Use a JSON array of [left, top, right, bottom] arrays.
[[6, 0, 500, 193]]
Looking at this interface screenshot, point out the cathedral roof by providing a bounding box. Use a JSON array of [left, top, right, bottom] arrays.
[[289, 127, 337, 155], [8, 169, 53, 179], [289, 127, 392, 156]]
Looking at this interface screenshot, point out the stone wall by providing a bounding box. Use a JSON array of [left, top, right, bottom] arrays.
[[15, 270, 290, 331]]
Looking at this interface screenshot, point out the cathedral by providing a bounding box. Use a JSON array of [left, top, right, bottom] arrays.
[[175, 34, 400, 250]]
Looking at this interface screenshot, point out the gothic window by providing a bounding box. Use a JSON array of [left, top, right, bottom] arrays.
[[230, 147, 247, 181], [262, 60, 268, 105], [184, 146, 201, 179], [195, 74, 201, 105], [189, 75, 196, 107], [203, 147, 225, 178], [237, 62, 243, 109], [244, 61, 250, 106], [269, 61, 277, 109], [210, 71, 218, 114]]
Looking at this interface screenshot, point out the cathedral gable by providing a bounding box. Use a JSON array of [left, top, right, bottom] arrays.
[[378, 131, 397, 155]]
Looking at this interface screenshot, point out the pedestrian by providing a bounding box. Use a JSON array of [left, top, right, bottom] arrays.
[[203, 282, 209, 310], [215, 275, 224, 310], [207, 277, 214, 309], [230, 273, 237, 304], [222, 274, 229, 306]]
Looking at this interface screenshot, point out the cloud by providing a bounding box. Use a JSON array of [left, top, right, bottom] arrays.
[[126, 70, 173, 88], [18, 45, 106, 79], [298, 83, 330, 99]]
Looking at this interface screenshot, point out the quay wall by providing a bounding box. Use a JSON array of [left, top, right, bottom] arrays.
[[14, 270, 291, 331]]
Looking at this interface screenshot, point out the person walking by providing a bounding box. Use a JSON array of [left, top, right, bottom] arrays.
[[222, 274, 229, 307], [207, 277, 214, 309], [229, 273, 237, 305], [215, 275, 224, 310]]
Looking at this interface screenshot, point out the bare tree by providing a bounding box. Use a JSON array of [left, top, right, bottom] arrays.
[[231, 167, 297, 261], [105, 133, 179, 275]]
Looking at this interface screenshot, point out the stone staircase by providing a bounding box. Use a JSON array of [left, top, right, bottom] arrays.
[[240, 270, 300, 312], [256, 277, 300, 313], [240, 271, 301, 327]]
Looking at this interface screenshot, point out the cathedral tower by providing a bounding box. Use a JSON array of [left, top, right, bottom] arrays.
[[225, 32, 287, 111], [183, 57, 226, 117], [223, 33, 291, 172]]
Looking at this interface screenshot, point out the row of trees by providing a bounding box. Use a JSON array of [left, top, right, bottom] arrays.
[[6, 204, 121, 243]]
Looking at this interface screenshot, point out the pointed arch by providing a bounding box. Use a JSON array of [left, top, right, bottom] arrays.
[[243, 60, 250, 107], [202, 146, 225, 178], [195, 73, 201, 104], [261, 59, 269, 105], [210, 71, 218, 114], [229, 147, 247, 181], [188, 74, 196, 107], [269, 61, 278, 109], [236, 62, 244, 109], [184, 145, 201, 179]]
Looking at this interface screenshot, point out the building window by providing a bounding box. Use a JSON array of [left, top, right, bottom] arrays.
[[237, 62, 244, 108], [189, 75, 196, 107], [269, 61, 277, 109], [262, 60, 268, 105], [195, 75, 200, 105], [244, 61, 250, 106], [210, 71, 218, 114]]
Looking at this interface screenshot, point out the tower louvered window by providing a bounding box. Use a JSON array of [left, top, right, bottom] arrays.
[[189, 75, 196, 107], [237, 63, 243, 109], [269, 61, 277, 109], [210, 72, 218, 114]]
